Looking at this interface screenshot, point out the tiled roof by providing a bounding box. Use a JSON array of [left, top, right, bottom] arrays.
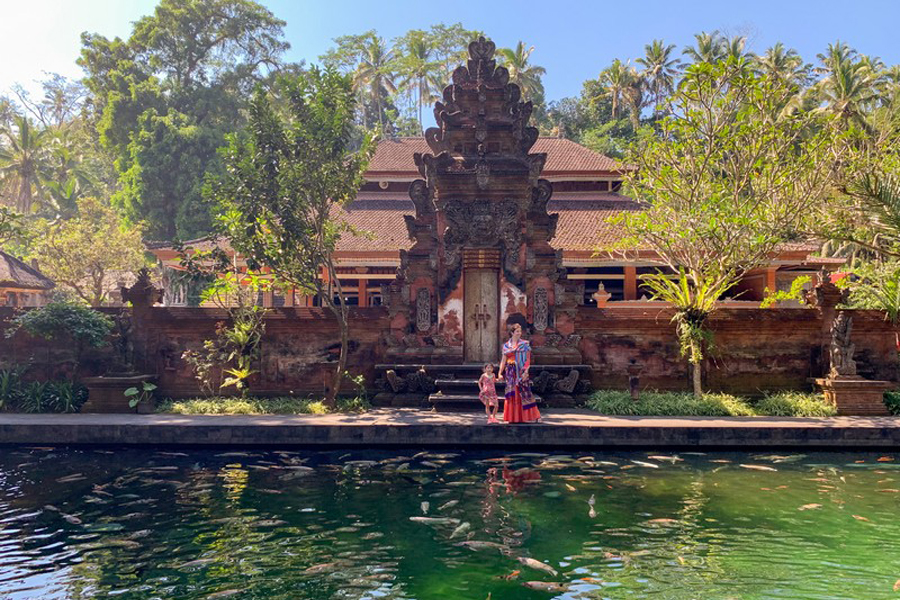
[[366, 137, 622, 176], [332, 200, 414, 252], [550, 198, 645, 251], [0, 251, 55, 290], [148, 195, 821, 257]]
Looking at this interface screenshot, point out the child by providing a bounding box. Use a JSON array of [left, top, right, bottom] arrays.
[[479, 363, 500, 424]]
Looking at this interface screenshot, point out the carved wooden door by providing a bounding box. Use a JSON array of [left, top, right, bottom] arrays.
[[464, 269, 499, 363]]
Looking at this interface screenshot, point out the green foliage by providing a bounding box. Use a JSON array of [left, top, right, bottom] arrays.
[[113, 108, 222, 240], [7, 301, 114, 349], [158, 395, 370, 415], [884, 391, 900, 415], [211, 67, 373, 403], [0, 366, 25, 409], [761, 275, 811, 309], [844, 262, 900, 323], [5, 379, 88, 413], [587, 389, 835, 417], [640, 269, 733, 365], [754, 391, 838, 417], [588, 389, 756, 417], [124, 381, 157, 409], [31, 196, 146, 306], [78, 0, 290, 240]]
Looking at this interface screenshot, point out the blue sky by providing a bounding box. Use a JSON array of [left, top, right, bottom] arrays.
[[2, 0, 899, 102]]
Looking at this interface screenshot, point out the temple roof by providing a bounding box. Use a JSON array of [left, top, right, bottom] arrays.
[[365, 137, 623, 178], [0, 251, 55, 291]]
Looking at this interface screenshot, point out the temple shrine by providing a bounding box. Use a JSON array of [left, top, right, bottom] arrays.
[[149, 38, 841, 404]]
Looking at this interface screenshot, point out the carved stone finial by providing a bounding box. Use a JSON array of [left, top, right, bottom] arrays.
[[829, 310, 857, 378], [806, 268, 848, 309], [121, 268, 162, 309], [468, 36, 496, 61]]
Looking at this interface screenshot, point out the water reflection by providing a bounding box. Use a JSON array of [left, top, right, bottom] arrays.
[[0, 448, 898, 599]]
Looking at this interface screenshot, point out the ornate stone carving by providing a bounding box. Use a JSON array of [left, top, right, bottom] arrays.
[[555, 369, 580, 394], [829, 311, 857, 378], [388, 35, 570, 344], [416, 288, 432, 332], [533, 287, 549, 332]]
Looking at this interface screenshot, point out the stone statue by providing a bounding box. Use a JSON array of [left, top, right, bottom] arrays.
[[829, 310, 857, 378]]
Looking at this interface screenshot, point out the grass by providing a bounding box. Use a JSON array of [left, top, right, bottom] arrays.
[[586, 389, 837, 417], [157, 395, 370, 415]]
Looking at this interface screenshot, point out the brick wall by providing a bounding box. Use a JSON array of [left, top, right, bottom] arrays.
[[1, 304, 897, 397]]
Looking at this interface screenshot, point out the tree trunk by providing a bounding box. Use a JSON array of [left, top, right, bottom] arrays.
[[691, 360, 703, 397], [323, 259, 349, 408]]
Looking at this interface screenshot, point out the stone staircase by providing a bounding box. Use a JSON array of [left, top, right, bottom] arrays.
[[373, 364, 593, 412]]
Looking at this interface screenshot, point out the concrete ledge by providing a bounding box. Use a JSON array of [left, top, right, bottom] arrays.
[[3, 409, 900, 448]]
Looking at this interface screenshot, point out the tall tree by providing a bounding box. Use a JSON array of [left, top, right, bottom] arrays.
[[0, 116, 50, 213], [815, 41, 881, 130], [78, 0, 290, 240], [322, 31, 398, 131], [683, 31, 725, 64], [212, 69, 374, 405], [608, 60, 837, 395], [394, 31, 441, 133], [497, 41, 547, 102], [636, 39, 680, 117], [32, 196, 146, 306]]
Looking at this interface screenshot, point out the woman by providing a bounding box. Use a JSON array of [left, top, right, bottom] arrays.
[[500, 323, 541, 423]]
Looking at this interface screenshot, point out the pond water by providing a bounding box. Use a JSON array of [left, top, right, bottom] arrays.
[[1, 448, 899, 600]]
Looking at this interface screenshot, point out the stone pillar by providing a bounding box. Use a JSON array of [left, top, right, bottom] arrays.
[[120, 268, 162, 373]]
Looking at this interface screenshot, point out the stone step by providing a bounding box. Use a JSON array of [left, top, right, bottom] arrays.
[[428, 393, 503, 411], [433, 379, 480, 392]]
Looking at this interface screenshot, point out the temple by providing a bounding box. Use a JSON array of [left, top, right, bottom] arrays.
[[150, 38, 840, 374]]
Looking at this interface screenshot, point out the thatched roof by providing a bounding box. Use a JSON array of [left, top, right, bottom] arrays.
[[0, 251, 54, 291]]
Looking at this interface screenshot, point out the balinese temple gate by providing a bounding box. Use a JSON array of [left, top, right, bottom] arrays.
[[379, 38, 588, 406]]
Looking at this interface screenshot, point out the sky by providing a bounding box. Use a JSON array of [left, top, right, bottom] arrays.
[[2, 0, 900, 103]]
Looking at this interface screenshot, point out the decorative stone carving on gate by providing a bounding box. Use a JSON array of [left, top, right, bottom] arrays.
[[416, 288, 432, 332], [533, 287, 548, 332], [385, 35, 582, 356]]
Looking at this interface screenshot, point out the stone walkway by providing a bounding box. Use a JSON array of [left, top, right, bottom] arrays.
[[1, 409, 900, 447]]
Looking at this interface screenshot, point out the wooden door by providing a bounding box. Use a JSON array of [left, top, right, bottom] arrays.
[[464, 269, 499, 363]]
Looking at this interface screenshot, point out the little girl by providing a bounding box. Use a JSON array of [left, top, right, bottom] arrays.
[[479, 364, 500, 424]]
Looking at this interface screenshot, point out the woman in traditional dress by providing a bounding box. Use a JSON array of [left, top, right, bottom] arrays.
[[500, 322, 541, 423]]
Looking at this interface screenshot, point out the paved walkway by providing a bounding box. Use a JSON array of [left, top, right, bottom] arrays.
[[1, 409, 900, 447]]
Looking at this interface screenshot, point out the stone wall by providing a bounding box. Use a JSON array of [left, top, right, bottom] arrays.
[[1, 304, 897, 397], [576, 305, 899, 393], [0, 306, 389, 398]]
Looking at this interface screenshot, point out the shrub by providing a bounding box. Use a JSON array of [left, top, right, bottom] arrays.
[[587, 390, 755, 417], [587, 389, 835, 417], [753, 391, 837, 417], [157, 395, 370, 415], [6, 301, 114, 349], [885, 391, 900, 415], [12, 380, 88, 413], [0, 367, 25, 409]]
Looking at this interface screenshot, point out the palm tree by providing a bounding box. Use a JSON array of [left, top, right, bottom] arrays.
[[599, 59, 631, 120], [396, 32, 441, 134], [683, 31, 725, 64], [756, 43, 809, 88], [0, 116, 50, 213], [815, 41, 880, 129], [600, 60, 644, 130], [636, 39, 680, 117], [497, 41, 547, 101], [353, 35, 397, 132]]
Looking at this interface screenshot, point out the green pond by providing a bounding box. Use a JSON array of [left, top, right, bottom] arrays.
[[1, 448, 899, 599]]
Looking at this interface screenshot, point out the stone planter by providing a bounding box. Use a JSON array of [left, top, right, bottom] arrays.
[[82, 374, 157, 414], [813, 376, 893, 416]]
